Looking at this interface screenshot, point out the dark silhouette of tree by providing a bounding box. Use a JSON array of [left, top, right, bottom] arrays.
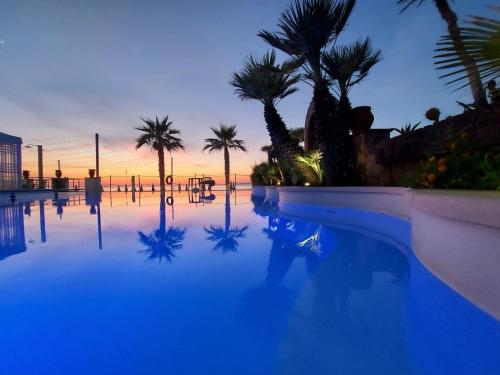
[[398, 0, 488, 107], [135, 116, 184, 192], [203, 124, 246, 190], [230, 51, 302, 184], [204, 192, 248, 253], [259, 0, 356, 185], [138, 192, 186, 262]]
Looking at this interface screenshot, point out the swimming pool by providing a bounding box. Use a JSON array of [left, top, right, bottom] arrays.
[[0, 190, 498, 374]]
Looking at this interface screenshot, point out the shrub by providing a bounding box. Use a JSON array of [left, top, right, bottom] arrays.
[[399, 132, 500, 190]]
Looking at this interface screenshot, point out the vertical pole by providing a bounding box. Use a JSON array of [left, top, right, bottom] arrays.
[[37, 145, 43, 190], [109, 175, 112, 193], [39, 200, 46, 242], [95, 133, 100, 178], [234, 173, 237, 190], [57, 160, 61, 170]]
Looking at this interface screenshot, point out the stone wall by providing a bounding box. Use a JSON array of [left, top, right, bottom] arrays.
[[353, 109, 500, 186]]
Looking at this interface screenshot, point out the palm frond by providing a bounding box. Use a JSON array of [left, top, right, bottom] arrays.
[[322, 37, 381, 96], [258, 0, 356, 81], [434, 12, 500, 89]]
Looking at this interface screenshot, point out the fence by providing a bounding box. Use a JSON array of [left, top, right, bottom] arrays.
[[16, 174, 252, 192]]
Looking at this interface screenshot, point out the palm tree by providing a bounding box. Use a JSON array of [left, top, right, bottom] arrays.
[[230, 51, 302, 185], [260, 145, 276, 165], [289, 127, 305, 146], [204, 192, 248, 253], [135, 116, 184, 192], [435, 10, 500, 93], [398, 0, 488, 107], [138, 192, 186, 262], [259, 0, 356, 185], [322, 37, 381, 131], [203, 124, 247, 189]]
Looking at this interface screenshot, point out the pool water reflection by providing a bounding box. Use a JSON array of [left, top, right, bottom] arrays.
[[0, 191, 498, 375]]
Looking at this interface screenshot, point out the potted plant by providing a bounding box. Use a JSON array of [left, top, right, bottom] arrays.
[[55, 169, 62, 179], [88, 169, 96, 178], [22, 170, 30, 179], [425, 107, 441, 124], [350, 106, 374, 136]]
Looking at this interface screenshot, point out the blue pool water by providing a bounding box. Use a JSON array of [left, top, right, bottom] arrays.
[[0, 191, 498, 375]]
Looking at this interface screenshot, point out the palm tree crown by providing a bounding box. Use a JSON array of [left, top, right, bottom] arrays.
[[135, 115, 184, 191], [135, 116, 184, 153], [258, 0, 356, 81], [230, 51, 301, 106], [138, 226, 186, 262], [322, 37, 381, 97], [204, 124, 246, 189], [203, 124, 247, 153]]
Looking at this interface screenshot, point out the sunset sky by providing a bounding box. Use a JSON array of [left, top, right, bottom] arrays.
[[0, 0, 490, 181]]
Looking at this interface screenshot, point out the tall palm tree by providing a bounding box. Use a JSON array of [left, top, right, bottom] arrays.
[[322, 37, 381, 131], [230, 51, 302, 185], [259, 0, 356, 185], [135, 116, 184, 192], [203, 124, 247, 189], [204, 192, 248, 253], [435, 10, 500, 93], [138, 192, 186, 262], [398, 0, 488, 107]]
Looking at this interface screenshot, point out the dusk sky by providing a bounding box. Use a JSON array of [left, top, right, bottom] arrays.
[[0, 0, 491, 180]]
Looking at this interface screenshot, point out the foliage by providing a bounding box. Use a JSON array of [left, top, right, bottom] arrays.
[[295, 150, 323, 185], [138, 226, 186, 262], [425, 107, 441, 123], [229, 51, 301, 106], [251, 162, 281, 186], [258, 0, 356, 82], [400, 133, 500, 190], [392, 121, 421, 136], [203, 124, 247, 153], [135, 116, 184, 153], [204, 224, 248, 253], [435, 10, 500, 89], [321, 37, 382, 97], [289, 127, 305, 145]]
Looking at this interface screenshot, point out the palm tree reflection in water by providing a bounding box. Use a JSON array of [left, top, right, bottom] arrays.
[[204, 192, 248, 253], [138, 192, 186, 262]]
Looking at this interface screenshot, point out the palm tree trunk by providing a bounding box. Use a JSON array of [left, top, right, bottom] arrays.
[[225, 191, 231, 232], [263, 102, 302, 185], [158, 147, 166, 192], [434, 0, 487, 107], [338, 93, 354, 182], [159, 191, 166, 235], [224, 146, 230, 190], [313, 78, 349, 186]]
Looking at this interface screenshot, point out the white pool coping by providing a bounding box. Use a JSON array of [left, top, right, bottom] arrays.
[[258, 186, 500, 320]]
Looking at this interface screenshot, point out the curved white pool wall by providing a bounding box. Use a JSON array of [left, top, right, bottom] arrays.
[[277, 186, 500, 319]]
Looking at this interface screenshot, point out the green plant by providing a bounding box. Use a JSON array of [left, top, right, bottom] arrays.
[[135, 116, 184, 192], [230, 51, 302, 185], [398, 0, 488, 107], [251, 162, 280, 186], [400, 133, 500, 190], [435, 9, 500, 93], [259, 0, 357, 185], [203, 124, 247, 190], [392, 121, 421, 135], [425, 107, 441, 123], [295, 150, 323, 185]]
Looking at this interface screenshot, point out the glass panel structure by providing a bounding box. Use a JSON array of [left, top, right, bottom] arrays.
[[0, 132, 22, 191]]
